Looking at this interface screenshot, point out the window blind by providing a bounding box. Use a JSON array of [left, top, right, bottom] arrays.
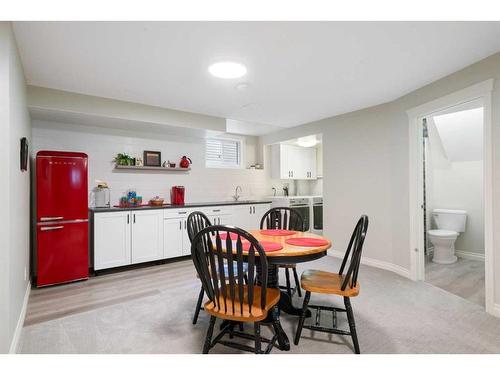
[[206, 138, 241, 168]]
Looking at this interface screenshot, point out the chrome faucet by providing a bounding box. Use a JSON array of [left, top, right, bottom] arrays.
[[233, 186, 242, 201]]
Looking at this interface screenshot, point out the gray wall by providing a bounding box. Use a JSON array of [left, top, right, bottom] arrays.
[[0, 22, 31, 353], [260, 51, 500, 304]]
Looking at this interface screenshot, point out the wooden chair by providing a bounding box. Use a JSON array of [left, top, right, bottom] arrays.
[[294, 215, 369, 354], [191, 225, 280, 354], [187, 211, 250, 325], [259, 207, 304, 298], [187, 211, 212, 325]]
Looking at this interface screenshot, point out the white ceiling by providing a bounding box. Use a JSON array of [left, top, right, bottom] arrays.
[[13, 22, 500, 130]]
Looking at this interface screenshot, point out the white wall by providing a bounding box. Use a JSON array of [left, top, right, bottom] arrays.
[[0, 22, 31, 353], [260, 51, 500, 305], [427, 110, 484, 255], [32, 120, 275, 205]]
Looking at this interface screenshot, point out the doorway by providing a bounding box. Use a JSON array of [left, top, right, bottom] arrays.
[[407, 79, 495, 316], [421, 101, 485, 306]]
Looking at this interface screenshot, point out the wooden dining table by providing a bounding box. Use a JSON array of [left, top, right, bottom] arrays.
[[248, 230, 332, 351]]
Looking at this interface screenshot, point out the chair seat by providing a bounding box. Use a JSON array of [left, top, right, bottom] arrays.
[[204, 286, 280, 322], [301, 269, 360, 297]]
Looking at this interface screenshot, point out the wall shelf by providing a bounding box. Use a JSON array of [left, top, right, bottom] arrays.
[[114, 164, 191, 172]]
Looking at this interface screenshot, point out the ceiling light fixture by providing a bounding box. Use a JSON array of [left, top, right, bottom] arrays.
[[209, 61, 247, 79], [297, 135, 318, 148]]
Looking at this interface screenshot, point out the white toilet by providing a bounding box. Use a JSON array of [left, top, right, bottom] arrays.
[[428, 209, 467, 264]]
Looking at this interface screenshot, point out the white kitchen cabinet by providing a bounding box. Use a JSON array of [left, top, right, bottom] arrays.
[[94, 211, 131, 270], [206, 205, 233, 227], [271, 144, 317, 180], [94, 203, 272, 270], [131, 210, 164, 263], [303, 147, 317, 179], [163, 208, 192, 257], [163, 217, 184, 258], [231, 204, 271, 231], [251, 204, 271, 228]]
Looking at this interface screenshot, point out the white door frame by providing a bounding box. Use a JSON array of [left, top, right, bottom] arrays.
[[407, 79, 495, 315]]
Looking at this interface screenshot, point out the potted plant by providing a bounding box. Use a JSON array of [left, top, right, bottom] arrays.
[[114, 153, 133, 166]]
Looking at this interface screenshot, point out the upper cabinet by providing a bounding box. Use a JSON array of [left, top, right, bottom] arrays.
[[271, 144, 317, 180]]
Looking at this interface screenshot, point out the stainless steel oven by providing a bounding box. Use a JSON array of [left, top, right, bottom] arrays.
[[312, 197, 323, 235]]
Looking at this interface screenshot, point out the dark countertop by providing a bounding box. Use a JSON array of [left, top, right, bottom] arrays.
[[89, 199, 272, 213]]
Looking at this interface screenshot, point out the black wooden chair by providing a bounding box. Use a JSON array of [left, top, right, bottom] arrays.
[[187, 211, 249, 325], [294, 215, 368, 354], [191, 225, 280, 354], [259, 207, 305, 298], [187, 211, 213, 325]]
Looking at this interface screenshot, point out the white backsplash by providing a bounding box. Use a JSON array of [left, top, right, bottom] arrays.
[[32, 120, 322, 205], [32, 121, 273, 205]]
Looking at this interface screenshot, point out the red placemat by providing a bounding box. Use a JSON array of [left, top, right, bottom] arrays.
[[260, 229, 297, 236], [218, 232, 240, 241], [243, 241, 283, 252], [285, 237, 329, 247]]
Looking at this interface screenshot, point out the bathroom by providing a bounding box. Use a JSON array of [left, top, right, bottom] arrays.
[[424, 101, 485, 306]]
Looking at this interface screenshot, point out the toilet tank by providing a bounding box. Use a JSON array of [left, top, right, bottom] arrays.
[[432, 209, 467, 232]]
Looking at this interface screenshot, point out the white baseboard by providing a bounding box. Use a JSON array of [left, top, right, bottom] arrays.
[[9, 281, 31, 354], [455, 250, 485, 262], [328, 251, 411, 279], [489, 304, 500, 319], [427, 248, 485, 262]]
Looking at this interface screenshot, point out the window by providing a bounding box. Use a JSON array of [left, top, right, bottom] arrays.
[[205, 137, 242, 168]]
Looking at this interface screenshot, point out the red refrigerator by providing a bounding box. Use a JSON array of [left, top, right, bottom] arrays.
[[36, 151, 89, 287]]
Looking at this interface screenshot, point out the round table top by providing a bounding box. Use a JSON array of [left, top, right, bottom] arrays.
[[249, 230, 331, 263]]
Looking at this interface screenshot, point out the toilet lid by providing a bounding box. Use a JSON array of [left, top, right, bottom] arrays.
[[428, 229, 458, 237]]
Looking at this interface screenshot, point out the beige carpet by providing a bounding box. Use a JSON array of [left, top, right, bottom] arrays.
[[20, 256, 500, 354]]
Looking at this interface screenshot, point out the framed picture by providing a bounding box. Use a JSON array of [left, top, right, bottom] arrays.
[[143, 150, 161, 167], [20, 137, 28, 172]]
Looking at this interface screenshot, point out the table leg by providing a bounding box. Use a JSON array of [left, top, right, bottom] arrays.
[[257, 263, 290, 351]]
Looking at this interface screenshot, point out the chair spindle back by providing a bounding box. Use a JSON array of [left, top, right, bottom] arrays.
[[191, 225, 269, 315], [339, 215, 369, 291], [260, 207, 305, 232]]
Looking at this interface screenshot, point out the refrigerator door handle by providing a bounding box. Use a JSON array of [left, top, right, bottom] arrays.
[[40, 216, 64, 221], [40, 226, 64, 231]]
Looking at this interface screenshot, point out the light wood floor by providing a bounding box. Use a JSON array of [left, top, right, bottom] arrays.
[[25, 260, 194, 326], [425, 255, 485, 306]]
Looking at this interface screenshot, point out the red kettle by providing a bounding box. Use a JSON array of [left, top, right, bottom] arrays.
[[179, 156, 192, 168]]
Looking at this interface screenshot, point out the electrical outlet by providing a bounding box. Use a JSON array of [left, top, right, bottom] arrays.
[[24, 267, 27, 281]]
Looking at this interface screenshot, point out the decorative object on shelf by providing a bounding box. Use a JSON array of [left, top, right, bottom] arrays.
[[114, 153, 134, 166], [94, 180, 110, 208], [149, 196, 165, 206], [135, 157, 143, 166], [20, 137, 28, 171], [118, 190, 142, 207], [163, 160, 176, 168], [144, 150, 161, 167], [179, 155, 192, 168]]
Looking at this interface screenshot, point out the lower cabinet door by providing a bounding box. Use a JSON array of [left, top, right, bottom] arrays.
[[182, 218, 191, 256], [231, 205, 252, 230], [163, 218, 184, 258], [131, 210, 164, 263], [94, 211, 132, 270], [253, 204, 271, 227]]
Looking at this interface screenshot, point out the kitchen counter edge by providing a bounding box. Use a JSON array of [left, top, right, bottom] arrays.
[[89, 200, 272, 213]]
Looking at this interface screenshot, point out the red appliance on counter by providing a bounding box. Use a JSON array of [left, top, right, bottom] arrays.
[[36, 151, 89, 287], [171, 186, 185, 205]]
